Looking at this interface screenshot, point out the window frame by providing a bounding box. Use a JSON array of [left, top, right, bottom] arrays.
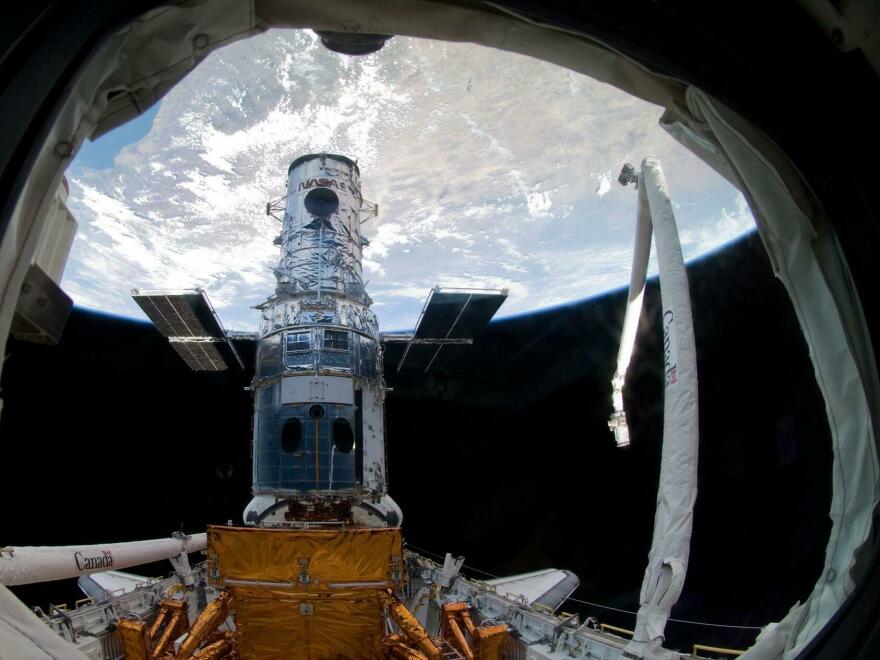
[[285, 330, 312, 354], [323, 328, 350, 352]]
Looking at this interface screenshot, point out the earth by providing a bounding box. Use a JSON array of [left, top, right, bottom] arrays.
[[63, 29, 753, 332]]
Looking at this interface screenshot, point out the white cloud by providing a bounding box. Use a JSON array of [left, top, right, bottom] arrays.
[[363, 258, 386, 276], [364, 223, 411, 259], [526, 191, 552, 218], [63, 29, 750, 333], [679, 194, 755, 257]]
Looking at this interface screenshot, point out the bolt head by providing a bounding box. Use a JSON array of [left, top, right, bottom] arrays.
[[192, 33, 210, 49]]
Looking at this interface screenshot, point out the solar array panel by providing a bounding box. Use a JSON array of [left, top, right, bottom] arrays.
[[170, 341, 228, 372], [132, 291, 224, 338], [132, 289, 243, 371], [396, 287, 507, 372]]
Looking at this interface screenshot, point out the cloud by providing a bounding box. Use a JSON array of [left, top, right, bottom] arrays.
[[63, 29, 750, 333], [364, 223, 411, 259], [526, 191, 552, 218], [595, 172, 613, 197], [678, 194, 755, 257]]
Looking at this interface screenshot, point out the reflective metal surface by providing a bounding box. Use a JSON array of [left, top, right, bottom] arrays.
[[276, 154, 369, 304], [252, 154, 386, 497], [259, 296, 378, 338]]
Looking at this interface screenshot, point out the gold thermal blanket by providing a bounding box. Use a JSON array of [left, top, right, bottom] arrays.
[[207, 525, 404, 659]]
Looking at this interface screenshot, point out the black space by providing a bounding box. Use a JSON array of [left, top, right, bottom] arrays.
[[0, 232, 831, 652]]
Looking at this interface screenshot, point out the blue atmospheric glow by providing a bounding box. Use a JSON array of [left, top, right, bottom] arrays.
[[73, 304, 152, 325], [73, 230, 757, 331], [344, 229, 758, 335], [491, 229, 758, 326], [78, 231, 757, 331]]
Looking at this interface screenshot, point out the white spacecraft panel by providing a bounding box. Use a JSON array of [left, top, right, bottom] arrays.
[[0, 585, 88, 659], [360, 383, 386, 492], [33, 179, 77, 284], [487, 568, 579, 611], [279, 375, 354, 405], [80, 570, 155, 598]]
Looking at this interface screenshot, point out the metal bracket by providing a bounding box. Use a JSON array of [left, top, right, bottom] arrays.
[[618, 163, 639, 188], [266, 196, 287, 222], [11, 264, 72, 344]]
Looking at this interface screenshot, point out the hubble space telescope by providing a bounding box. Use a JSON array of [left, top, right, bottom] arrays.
[[0, 152, 704, 660], [133, 153, 508, 531], [2, 1, 875, 657]]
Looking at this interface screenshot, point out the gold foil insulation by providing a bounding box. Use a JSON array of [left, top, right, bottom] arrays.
[[381, 592, 442, 659], [207, 525, 404, 659], [178, 591, 232, 659], [118, 619, 152, 660], [207, 525, 403, 588], [441, 602, 508, 660]]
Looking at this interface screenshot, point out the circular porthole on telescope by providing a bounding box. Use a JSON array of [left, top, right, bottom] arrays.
[[332, 418, 355, 453], [308, 404, 325, 420], [281, 418, 302, 453], [304, 187, 339, 216]]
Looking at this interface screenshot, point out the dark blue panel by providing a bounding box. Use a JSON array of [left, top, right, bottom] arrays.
[[252, 382, 357, 493]]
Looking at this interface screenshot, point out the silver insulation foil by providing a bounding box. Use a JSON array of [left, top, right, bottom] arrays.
[[260, 153, 378, 340], [277, 155, 368, 302], [249, 153, 389, 501], [259, 296, 378, 338]]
